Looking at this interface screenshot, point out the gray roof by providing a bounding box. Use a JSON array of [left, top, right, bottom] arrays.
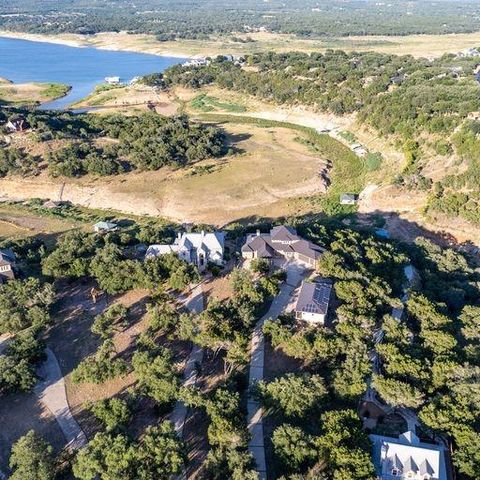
[[295, 280, 332, 315], [271, 225, 298, 242], [242, 226, 324, 262], [340, 193, 358, 201], [404, 456, 419, 473], [0, 248, 15, 265]]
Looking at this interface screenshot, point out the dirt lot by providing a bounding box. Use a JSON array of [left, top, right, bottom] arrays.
[[0, 204, 88, 245], [48, 281, 192, 439]]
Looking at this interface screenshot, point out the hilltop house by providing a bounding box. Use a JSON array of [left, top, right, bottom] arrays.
[[146, 231, 225, 272], [241, 226, 325, 268], [0, 248, 16, 283], [6, 115, 27, 133], [370, 430, 447, 480], [93, 221, 118, 233], [294, 279, 332, 324]]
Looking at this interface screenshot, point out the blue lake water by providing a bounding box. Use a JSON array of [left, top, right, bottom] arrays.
[[0, 37, 183, 109]]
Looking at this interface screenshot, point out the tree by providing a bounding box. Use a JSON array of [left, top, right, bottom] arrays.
[[88, 397, 131, 432], [72, 340, 128, 384], [73, 433, 136, 480], [372, 374, 425, 409], [452, 427, 480, 478], [272, 424, 318, 471], [460, 305, 480, 341], [9, 430, 55, 480], [135, 422, 186, 479], [256, 373, 327, 418], [148, 301, 177, 334], [0, 278, 54, 334], [250, 258, 270, 274], [205, 447, 258, 480], [132, 348, 178, 405], [90, 244, 143, 294], [91, 304, 129, 339]]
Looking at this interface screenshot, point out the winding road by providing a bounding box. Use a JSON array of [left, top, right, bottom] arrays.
[[34, 348, 87, 449]]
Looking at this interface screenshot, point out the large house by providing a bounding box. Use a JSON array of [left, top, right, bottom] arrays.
[[370, 430, 447, 480], [146, 231, 225, 272], [241, 226, 325, 268], [294, 280, 332, 324], [0, 248, 16, 283]]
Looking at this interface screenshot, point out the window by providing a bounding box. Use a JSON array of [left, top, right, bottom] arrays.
[[391, 469, 400, 476]]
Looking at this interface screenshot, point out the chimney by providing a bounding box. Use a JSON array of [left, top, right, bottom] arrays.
[[201, 230, 205, 237], [178, 232, 182, 240], [256, 229, 260, 236]]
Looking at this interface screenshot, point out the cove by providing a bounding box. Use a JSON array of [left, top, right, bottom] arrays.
[[0, 36, 183, 109]]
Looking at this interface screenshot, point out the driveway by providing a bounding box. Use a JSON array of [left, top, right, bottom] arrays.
[[171, 284, 205, 437], [247, 261, 308, 479]]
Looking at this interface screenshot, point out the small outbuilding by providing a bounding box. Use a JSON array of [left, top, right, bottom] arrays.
[[93, 221, 118, 233], [294, 279, 332, 325], [340, 193, 358, 205]]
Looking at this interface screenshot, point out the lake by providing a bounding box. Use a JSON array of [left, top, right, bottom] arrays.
[[0, 37, 183, 109]]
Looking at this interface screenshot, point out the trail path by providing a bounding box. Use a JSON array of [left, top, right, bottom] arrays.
[[34, 348, 87, 450], [247, 261, 308, 480]]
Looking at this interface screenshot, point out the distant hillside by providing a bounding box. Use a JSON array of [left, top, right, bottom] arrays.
[[1, 0, 480, 38]]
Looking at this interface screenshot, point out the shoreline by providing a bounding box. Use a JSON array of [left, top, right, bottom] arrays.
[[0, 31, 192, 59]]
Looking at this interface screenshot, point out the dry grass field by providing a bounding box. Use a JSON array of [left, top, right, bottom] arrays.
[[0, 203, 88, 244], [2, 30, 480, 59], [0, 122, 330, 225], [0, 79, 70, 105]]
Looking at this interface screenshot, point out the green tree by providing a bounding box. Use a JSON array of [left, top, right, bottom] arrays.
[[72, 340, 128, 384], [372, 374, 425, 408], [73, 433, 135, 480], [9, 430, 55, 480], [272, 424, 318, 471], [256, 373, 327, 418], [91, 304, 129, 339], [88, 397, 131, 432], [132, 347, 179, 405], [135, 422, 186, 479]]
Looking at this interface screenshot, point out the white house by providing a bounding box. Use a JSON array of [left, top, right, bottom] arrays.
[[105, 76, 120, 84], [294, 280, 332, 324], [146, 231, 225, 272], [93, 221, 118, 233], [0, 248, 16, 283], [370, 430, 448, 480]]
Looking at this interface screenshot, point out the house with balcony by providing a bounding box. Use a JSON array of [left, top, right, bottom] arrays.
[[146, 231, 224, 272]]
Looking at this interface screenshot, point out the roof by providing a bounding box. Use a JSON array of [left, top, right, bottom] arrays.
[[340, 193, 358, 202], [94, 221, 117, 230], [270, 225, 298, 243], [146, 231, 224, 260], [145, 245, 179, 258], [0, 248, 15, 265], [370, 431, 447, 480], [295, 280, 332, 315], [242, 226, 325, 262], [175, 231, 224, 253]]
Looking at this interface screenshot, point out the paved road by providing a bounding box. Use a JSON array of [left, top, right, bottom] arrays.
[[34, 348, 87, 450], [247, 262, 308, 480], [170, 284, 205, 437]]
